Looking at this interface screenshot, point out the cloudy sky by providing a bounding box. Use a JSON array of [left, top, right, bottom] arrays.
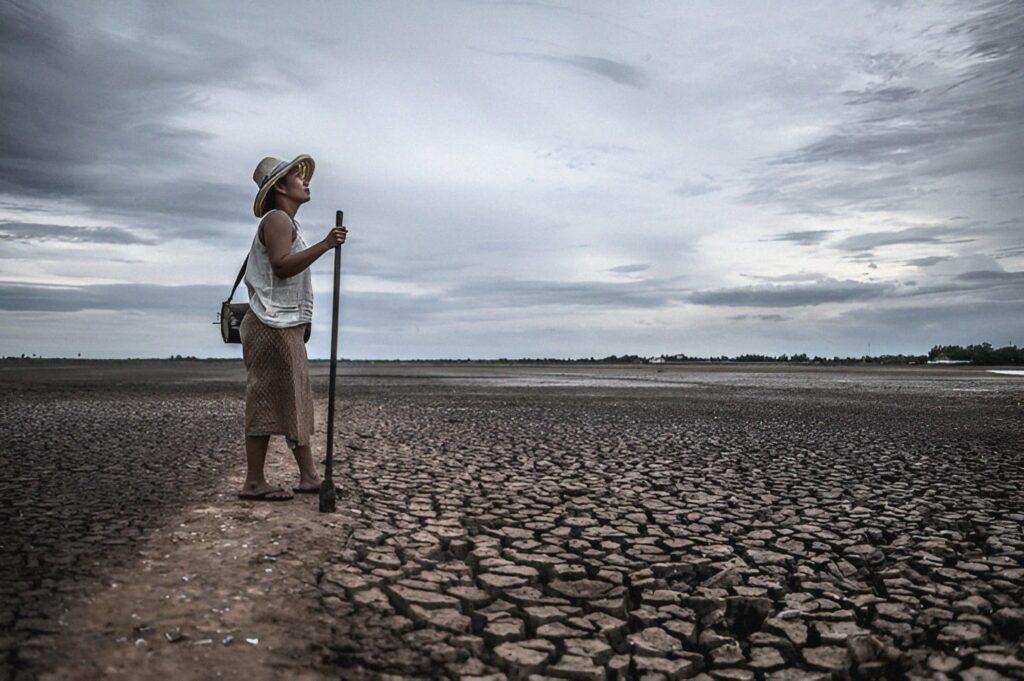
[[1, 0, 1021, 359]]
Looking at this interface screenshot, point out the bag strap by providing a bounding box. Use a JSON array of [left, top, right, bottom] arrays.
[[226, 257, 247, 302]]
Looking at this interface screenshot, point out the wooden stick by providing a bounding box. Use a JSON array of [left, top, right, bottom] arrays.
[[319, 210, 343, 513]]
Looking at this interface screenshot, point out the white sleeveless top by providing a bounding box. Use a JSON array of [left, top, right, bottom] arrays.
[[244, 209, 314, 327]]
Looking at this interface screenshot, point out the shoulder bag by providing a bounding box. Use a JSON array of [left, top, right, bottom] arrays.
[[219, 259, 251, 344], [218, 257, 311, 344]]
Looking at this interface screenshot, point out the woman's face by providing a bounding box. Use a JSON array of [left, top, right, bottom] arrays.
[[276, 168, 310, 204]]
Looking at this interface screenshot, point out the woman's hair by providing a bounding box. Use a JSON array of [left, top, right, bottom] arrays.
[[264, 177, 286, 212]]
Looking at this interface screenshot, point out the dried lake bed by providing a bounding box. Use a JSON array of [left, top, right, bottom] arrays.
[[1, 360, 1022, 679]]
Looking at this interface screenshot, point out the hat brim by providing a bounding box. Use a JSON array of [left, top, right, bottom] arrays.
[[253, 154, 315, 218]]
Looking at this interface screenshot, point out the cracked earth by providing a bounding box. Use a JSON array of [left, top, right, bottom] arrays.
[[3, 362, 1023, 680]]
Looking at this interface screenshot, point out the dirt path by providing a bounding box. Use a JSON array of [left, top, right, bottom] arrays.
[[37, 403, 358, 681]]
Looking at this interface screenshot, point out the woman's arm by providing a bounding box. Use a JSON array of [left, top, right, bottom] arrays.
[[263, 211, 347, 279]]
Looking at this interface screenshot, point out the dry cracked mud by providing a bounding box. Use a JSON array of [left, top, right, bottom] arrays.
[[313, 368, 1024, 680], [2, 361, 1023, 680]]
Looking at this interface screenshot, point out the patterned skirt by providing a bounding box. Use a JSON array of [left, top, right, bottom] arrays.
[[239, 311, 314, 448]]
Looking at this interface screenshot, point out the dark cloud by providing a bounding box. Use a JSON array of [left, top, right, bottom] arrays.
[[955, 269, 1024, 283], [0, 2, 291, 239], [797, 297, 1024, 357], [905, 255, 951, 267], [833, 226, 973, 252], [446, 277, 685, 309], [994, 245, 1024, 259], [744, 0, 1023, 226], [495, 52, 648, 87], [895, 269, 1024, 301], [0, 221, 152, 245], [840, 300, 1024, 332], [742, 272, 829, 283], [842, 85, 920, 105], [0, 280, 444, 333], [0, 281, 223, 313], [765, 229, 835, 246], [700, 269, 1021, 312], [689, 279, 893, 308], [0, 274, 689, 325], [607, 263, 649, 274], [728, 313, 788, 322]]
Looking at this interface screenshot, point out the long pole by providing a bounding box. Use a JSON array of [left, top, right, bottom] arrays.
[[319, 210, 343, 513]]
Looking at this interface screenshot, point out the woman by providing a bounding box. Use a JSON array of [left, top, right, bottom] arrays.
[[238, 154, 347, 501]]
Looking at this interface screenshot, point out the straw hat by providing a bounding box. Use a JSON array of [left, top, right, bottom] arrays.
[[252, 154, 315, 217]]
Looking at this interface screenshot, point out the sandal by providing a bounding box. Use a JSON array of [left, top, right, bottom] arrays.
[[237, 486, 294, 502]]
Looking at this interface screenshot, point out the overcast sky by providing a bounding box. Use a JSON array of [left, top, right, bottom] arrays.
[[1, 0, 1021, 359]]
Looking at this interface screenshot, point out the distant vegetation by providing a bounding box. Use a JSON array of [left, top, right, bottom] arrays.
[[495, 343, 1022, 365], [927, 343, 1024, 365], [647, 343, 1021, 365], [2, 344, 1020, 365], [649, 352, 927, 365], [402, 344, 1021, 365]]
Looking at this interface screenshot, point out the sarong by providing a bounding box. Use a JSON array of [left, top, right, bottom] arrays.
[[240, 311, 314, 448]]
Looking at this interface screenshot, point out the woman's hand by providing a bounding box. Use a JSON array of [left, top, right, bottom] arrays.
[[323, 226, 348, 248]]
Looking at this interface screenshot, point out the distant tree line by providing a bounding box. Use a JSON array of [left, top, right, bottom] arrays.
[[654, 345, 1021, 365], [652, 352, 928, 365], [4, 343, 1020, 365], [927, 343, 1023, 365]]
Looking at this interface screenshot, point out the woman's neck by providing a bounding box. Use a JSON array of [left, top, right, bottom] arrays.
[[274, 197, 300, 219]]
